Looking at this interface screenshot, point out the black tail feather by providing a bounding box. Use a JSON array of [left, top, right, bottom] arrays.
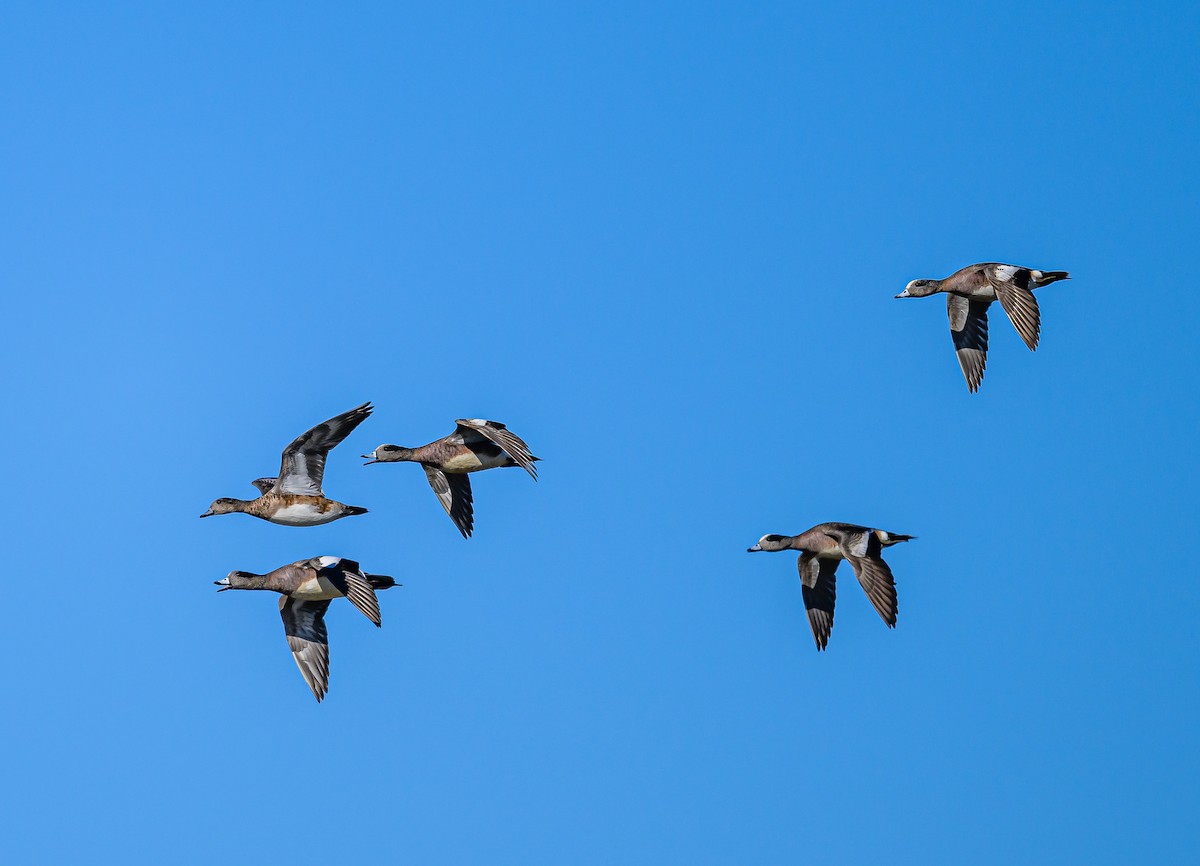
[[366, 574, 396, 590], [1037, 270, 1070, 287]]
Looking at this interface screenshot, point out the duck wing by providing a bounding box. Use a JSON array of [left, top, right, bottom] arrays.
[[823, 526, 898, 628], [454, 419, 539, 479], [798, 553, 838, 651], [947, 295, 990, 393], [423, 466, 475, 538], [274, 402, 373, 496], [989, 266, 1041, 350], [279, 597, 332, 702], [250, 477, 278, 495], [843, 551, 898, 628], [315, 558, 382, 626]]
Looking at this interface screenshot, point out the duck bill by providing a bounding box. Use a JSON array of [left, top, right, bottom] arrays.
[[747, 544, 763, 552], [361, 454, 379, 465], [214, 578, 231, 592], [199, 509, 215, 518], [894, 288, 911, 298]]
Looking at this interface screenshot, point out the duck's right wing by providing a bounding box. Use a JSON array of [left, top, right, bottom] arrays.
[[279, 597, 332, 703], [947, 295, 990, 393], [798, 553, 838, 651], [251, 477, 278, 495], [422, 466, 474, 538]]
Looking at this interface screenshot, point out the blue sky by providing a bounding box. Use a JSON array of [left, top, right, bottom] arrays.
[[2, 2, 1197, 862]]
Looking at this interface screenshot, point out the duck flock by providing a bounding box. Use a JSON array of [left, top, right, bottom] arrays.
[[205, 260, 1067, 701]]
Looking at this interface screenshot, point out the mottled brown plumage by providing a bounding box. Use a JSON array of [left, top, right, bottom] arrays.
[[201, 402, 373, 526]]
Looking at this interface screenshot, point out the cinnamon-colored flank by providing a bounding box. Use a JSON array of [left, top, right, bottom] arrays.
[[748, 523, 914, 651], [363, 418, 539, 538], [895, 263, 1069, 392], [201, 402, 373, 526], [215, 556, 397, 702]]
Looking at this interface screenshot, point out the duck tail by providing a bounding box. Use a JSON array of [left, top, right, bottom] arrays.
[[879, 531, 915, 546], [1034, 270, 1070, 287], [344, 505, 369, 517], [366, 574, 397, 590]]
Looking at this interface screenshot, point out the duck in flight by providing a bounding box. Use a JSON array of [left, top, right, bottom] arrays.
[[362, 418, 539, 538], [748, 523, 914, 651], [201, 402, 373, 526], [215, 556, 397, 702], [895, 263, 1069, 392]]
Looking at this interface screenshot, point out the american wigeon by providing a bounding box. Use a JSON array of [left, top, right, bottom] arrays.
[[748, 523, 914, 650], [895, 263, 1069, 392], [201, 402, 373, 526], [215, 555, 397, 702], [363, 418, 539, 538]]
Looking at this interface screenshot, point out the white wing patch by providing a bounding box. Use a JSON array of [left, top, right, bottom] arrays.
[[992, 264, 1019, 282]]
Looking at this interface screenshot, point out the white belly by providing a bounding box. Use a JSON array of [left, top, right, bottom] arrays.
[[292, 576, 343, 600], [270, 503, 336, 526]]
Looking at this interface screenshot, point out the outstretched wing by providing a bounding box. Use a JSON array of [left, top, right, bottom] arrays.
[[251, 477, 278, 495], [991, 269, 1041, 350], [275, 402, 373, 495], [947, 295, 990, 393], [423, 466, 475, 538], [798, 552, 838, 651], [454, 419, 539, 479], [843, 553, 898, 628], [279, 597, 332, 702], [316, 558, 382, 626]]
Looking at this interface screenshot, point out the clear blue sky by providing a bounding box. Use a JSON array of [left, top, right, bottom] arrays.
[[2, 2, 1197, 863]]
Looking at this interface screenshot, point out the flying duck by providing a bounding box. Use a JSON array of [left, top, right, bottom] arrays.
[[201, 402, 373, 526], [363, 418, 539, 538], [895, 263, 1069, 392], [215, 555, 397, 702], [748, 523, 914, 650]]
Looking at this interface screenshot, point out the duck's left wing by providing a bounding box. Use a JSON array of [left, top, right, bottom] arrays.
[[990, 267, 1041, 351], [275, 402, 373, 495], [843, 552, 898, 629], [455, 419, 539, 479], [318, 558, 382, 626], [279, 597, 332, 702]]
